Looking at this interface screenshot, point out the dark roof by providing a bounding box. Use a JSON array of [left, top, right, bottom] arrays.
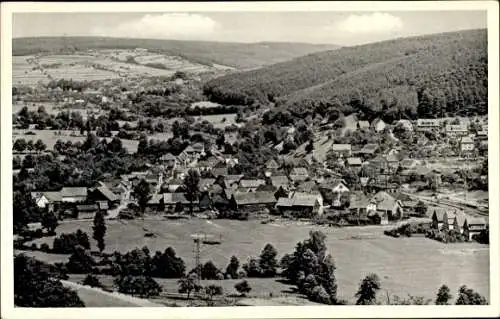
[[96, 185, 119, 202], [233, 191, 277, 206]]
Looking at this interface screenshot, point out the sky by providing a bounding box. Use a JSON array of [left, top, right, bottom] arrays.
[[12, 11, 487, 46]]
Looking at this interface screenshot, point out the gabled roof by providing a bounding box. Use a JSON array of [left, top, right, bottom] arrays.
[[290, 167, 309, 176], [331, 144, 352, 152], [61, 187, 87, 198], [346, 157, 362, 166], [359, 144, 379, 154], [265, 159, 279, 169], [370, 191, 399, 211], [42, 191, 63, 202], [350, 191, 371, 208], [160, 153, 176, 161], [288, 192, 320, 207], [296, 180, 318, 193], [270, 175, 290, 188], [461, 136, 474, 144], [233, 191, 277, 205], [239, 179, 266, 188], [95, 185, 119, 202]]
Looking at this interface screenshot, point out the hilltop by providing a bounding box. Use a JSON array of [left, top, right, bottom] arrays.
[[13, 37, 340, 70], [204, 29, 487, 121]]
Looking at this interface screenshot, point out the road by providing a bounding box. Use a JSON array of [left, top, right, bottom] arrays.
[[106, 188, 131, 219], [401, 191, 488, 217], [61, 280, 164, 307]]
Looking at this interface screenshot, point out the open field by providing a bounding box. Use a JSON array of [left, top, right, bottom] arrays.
[[12, 129, 139, 153], [25, 218, 489, 303]]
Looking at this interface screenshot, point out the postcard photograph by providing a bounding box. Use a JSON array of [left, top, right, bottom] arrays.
[[1, 1, 499, 319]]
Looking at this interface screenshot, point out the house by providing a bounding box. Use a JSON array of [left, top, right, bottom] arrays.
[[290, 167, 309, 183], [331, 144, 352, 158], [238, 179, 266, 192], [416, 119, 441, 131], [395, 119, 413, 131], [166, 179, 184, 192], [400, 158, 419, 170], [345, 157, 363, 168], [231, 191, 277, 212], [194, 160, 212, 172], [276, 191, 324, 218], [212, 167, 229, 177], [357, 144, 379, 159], [371, 118, 386, 132], [148, 192, 199, 212], [269, 175, 290, 190], [358, 121, 370, 130], [460, 136, 475, 152], [88, 183, 120, 207], [295, 180, 319, 194], [349, 192, 373, 224], [369, 191, 404, 222], [463, 217, 488, 241], [75, 204, 100, 219], [159, 153, 177, 168], [324, 179, 350, 207], [31, 191, 62, 209], [445, 124, 468, 137], [265, 159, 280, 170], [60, 187, 88, 203]]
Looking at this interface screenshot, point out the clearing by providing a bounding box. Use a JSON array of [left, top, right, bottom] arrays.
[[23, 218, 490, 303]]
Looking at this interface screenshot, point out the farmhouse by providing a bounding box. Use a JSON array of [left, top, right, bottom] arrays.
[[369, 191, 404, 222], [345, 157, 363, 168], [445, 124, 468, 137], [416, 119, 441, 131], [276, 191, 324, 218], [269, 175, 290, 190], [357, 144, 379, 159], [289, 167, 310, 183], [230, 191, 277, 212], [31, 191, 62, 209], [88, 183, 120, 207], [460, 136, 475, 152], [238, 179, 266, 192], [331, 144, 352, 158]]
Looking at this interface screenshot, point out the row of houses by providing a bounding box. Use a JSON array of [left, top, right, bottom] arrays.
[[31, 182, 121, 218]]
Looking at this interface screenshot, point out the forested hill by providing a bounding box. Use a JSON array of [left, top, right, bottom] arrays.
[[12, 37, 340, 70], [204, 29, 487, 121]]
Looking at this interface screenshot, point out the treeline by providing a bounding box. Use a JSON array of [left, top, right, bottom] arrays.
[[204, 29, 487, 122]]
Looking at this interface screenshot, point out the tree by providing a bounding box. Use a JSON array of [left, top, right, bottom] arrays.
[[305, 139, 314, 153], [92, 210, 106, 253], [34, 139, 47, 153], [82, 274, 103, 288], [115, 275, 162, 297], [455, 285, 487, 305], [151, 247, 186, 278], [52, 230, 90, 254], [235, 280, 252, 297], [137, 134, 148, 154], [243, 258, 262, 278], [225, 256, 240, 279], [13, 138, 27, 153], [205, 285, 223, 304], [355, 273, 381, 305], [26, 140, 35, 153], [311, 285, 331, 304], [178, 273, 202, 299], [431, 210, 439, 230], [201, 261, 220, 280], [183, 169, 200, 215], [134, 179, 151, 214], [435, 284, 452, 305], [108, 137, 123, 153], [66, 245, 95, 274], [259, 243, 278, 277], [41, 210, 59, 235], [14, 254, 84, 307]]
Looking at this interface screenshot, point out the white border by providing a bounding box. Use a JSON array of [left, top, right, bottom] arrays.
[[1, 2, 499, 319]]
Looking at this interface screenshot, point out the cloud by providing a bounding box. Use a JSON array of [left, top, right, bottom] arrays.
[[331, 12, 403, 34], [92, 13, 219, 39]]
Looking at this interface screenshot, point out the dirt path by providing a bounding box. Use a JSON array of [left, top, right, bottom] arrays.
[[61, 280, 164, 307]]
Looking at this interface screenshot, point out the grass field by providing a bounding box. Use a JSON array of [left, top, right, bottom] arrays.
[[25, 218, 490, 303], [12, 129, 139, 153]]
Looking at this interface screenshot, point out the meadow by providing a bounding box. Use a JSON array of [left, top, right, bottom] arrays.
[[24, 218, 490, 303], [12, 129, 139, 153]]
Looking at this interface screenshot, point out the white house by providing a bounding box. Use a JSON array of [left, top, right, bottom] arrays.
[[460, 136, 475, 152]]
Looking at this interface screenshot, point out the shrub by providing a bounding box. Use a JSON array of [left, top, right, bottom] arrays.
[[216, 272, 225, 280], [234, 280, 252, 296], [115, 275, 162, 298], [53, 230, 90, 254], [310, 285, 331, 304], [238, 270, 247, 279], [82, 274, 102, 288], [40, 243, 50, 252]]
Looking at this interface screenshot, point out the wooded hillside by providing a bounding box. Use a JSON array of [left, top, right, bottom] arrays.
[[204, 29, 487, 121], [13, 37, 339, 70]]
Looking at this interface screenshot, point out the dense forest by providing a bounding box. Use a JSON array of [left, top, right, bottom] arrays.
[[204, 29, 487, 121], [12, 37, 339, 69]]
